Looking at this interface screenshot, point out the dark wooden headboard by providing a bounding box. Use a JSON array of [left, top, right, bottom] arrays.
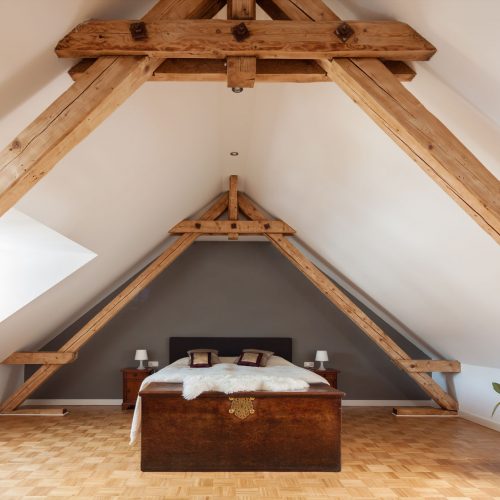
[[169, 337, 293, 363]]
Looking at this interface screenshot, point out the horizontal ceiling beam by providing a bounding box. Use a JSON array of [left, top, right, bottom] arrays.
[[397, 359, 461, 373], [69, 58, 416, 83], [2, 352, 77, 365], [55, 20, 436, 61], [170, 220, 295, 234]]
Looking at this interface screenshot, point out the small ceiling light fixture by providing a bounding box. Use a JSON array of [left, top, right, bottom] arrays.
[[232, 87, 244, 93], [230, 151, 239, 156]]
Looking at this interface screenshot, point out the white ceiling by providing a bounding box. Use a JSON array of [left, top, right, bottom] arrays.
[[0, 0, 499, 371]]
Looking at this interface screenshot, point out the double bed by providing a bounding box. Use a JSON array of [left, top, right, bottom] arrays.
[[136, 337, 344, 471]]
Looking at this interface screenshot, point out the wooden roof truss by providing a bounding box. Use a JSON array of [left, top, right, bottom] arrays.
[[1, 0, 499, 415], [2, 176, 460, 416]]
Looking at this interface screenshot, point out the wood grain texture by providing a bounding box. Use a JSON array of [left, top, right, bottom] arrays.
[[261, 0, 500, 243], [398, 359, 461, 373], [227, 56, 257, 88], [228, 174, 239, 240], [69, 57, 415, 82], [121, 368, 154, 410], [141, 383, 342, 471], [55, 20, 436, 61], [238, 192, 458, 411], [0, 193, 228, 413], [0, 406, 499, 497], [227, 0, 256, 19], [227, 0, 256, 89], [0, 407, 68, 416], [169, 219, 295, 234], [0, 0, 227, 217], [393, 406, 458, 416], [2, 352, 77, 365], [0, 56, 159, 217], [321, 57, 500, 244], [258, 0, 338, 21]]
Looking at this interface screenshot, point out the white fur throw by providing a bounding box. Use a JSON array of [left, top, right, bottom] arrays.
[[182, 374, 309, 400], [130, 357, 329, 444]]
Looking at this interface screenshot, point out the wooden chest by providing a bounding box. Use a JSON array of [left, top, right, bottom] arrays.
[[140, 382, 344, 472]]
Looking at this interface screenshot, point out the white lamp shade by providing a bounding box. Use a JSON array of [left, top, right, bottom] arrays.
[[315, 350, 329, 362], [135, 349, 148, 361]]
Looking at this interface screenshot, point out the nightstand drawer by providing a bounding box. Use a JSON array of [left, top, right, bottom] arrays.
[[307, 368, 339, 389], [122, 368, 153, 409], [125, 371, 146, 379]]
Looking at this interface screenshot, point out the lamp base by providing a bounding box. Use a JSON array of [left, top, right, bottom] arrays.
[[317, 361, 326, 371], [137, 360, 146, 370]]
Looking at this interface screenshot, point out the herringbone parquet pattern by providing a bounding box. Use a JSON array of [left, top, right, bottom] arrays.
[[0, 407, 499, 499]]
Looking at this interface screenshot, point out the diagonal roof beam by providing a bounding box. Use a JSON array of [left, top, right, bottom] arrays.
[[238, 192, 459, 411], [0, 192, 228, 413], [257, 0, 500, 244], [0, 0, 226, 218]]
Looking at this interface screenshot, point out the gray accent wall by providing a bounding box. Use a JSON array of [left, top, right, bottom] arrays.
[[29, 242, 429, 400]]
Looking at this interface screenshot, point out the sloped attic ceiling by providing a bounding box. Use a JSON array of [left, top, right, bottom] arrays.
[[0, 0, 499, 384]]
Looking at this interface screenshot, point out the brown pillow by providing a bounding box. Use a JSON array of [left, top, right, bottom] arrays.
[[236, 351, 264, 367], [242, 349, 274, 367], [187, 349, 220, 364], [189, 351, 212, 368]]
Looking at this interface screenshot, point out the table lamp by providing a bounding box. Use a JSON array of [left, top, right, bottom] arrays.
[[315, 350, 328, 371], [135, 349, 148, 370]]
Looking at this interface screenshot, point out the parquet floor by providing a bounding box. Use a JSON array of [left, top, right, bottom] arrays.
[[0, 407, 499, 499]]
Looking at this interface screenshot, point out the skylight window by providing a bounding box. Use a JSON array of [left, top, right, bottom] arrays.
[[0, 209, 96, 323]]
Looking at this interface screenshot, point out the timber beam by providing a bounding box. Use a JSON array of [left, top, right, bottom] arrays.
[[69, 58, 416, 83], [393, 407, 458, 417], [0, 193, 228, 413], [0, 407, 69, 416], [397, 359, 461, 373], [2, 352, 77, 365], [228, 174, 239, 240], [170, 219, 295, 234], [258, 0, 500, 245], [0, 0, 228, 218], [55, 20, 436, 61], [227, 0, 257, 89], [238, 192, 459, 412]]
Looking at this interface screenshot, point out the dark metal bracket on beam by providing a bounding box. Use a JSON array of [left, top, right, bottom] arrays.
[[231, 22, 251, 42], [130, 22, 148, 41], [335, 22, 354, 43]]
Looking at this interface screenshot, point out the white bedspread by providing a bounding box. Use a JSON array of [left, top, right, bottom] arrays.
[[130, 356, 328, 444]]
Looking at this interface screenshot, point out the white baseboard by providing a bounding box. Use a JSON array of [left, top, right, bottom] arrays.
[[25, 398, 433, 407], [459, 410, 500, 432], [25, 399, 122, 406]]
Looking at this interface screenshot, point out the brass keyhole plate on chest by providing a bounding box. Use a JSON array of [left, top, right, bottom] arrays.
[[228, 397, 255, 420]]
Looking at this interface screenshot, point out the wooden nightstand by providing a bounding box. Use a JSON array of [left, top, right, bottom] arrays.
[[308, 368, 340, 388], [121, 367, 154, 410]]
